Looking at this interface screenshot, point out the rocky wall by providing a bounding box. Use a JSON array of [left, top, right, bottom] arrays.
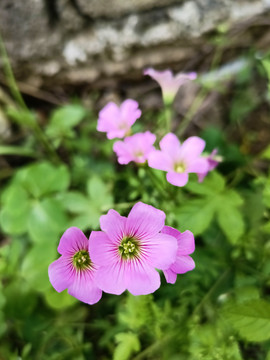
[[0, 0, 270, 87]]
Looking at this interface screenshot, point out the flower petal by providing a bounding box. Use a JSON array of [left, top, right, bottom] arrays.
[[180, 137, 205, 162], [175, 72, 197, 84], [68, 269, 102, 305], [187, 158, 209, 173], [144, 233, 177, 270], [166, 172, 188, 187], [97, 102, 119, 132], [126, 260, 161, 295], [161, 227, 195, 255], [120, 99, 141, 126], [99, 209, 126, 243], [48, 256, 75, 292], [148, 150, 173, 171], [144, 68, 173, 89], [177, 230, 195, 255], [113, 141, 132, 164], [163, 268, 177, 284], [126, 202, 165, 239], [198, 172, 207, 183], [57, 227, 88, 256], [106, 129, 127, 140], [171, 255, 195, 274], [95, 262, 127, 295], [89, 231, 119, 266], [159, 133, 181, 157], [161, 225, 180, 238]]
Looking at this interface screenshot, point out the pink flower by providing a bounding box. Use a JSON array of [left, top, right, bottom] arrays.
[[89, 202, 177, 296], [113, 131, 156, 165], [48, 227, 102, 305], [97, 99, 141, 139], [161, 226, 195, 284], [148, 133, 209, 187], [144, 68, 197, 104], [198, 149, 222, 182]]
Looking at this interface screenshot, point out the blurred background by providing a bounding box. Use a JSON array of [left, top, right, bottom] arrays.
[[0, 1, 270, 359]]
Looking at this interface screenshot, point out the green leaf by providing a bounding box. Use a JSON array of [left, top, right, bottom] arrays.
[[0, 311, 7, 337], [46, 104, 86, 139], [263, 221, 270, 234], [20, 162, 70, 198], [176, 198, 216, 235], [1, 184, 30, 214], [216, 192, 245, 244], [262, 57, 270, 80], [0, 283, 6, 309], [87, 176, 113, 209], [0, 207, 29, 234], [70, 213, 100, 231], [216, 205, 245, 244], [263, 178, 270, 208], [21, 241, 57, 292], [44, 288, 77, 310], [260, 144, 270, 160], [59, 191, 103, 230], [234, 286, 260, 303], [223, 299, 270, 342], [28, 198, 68, 243], [58, 192, 89, 213], [186, 171, 225, 196], [113, 332, 140, 360], [0, 184, 31, 234], [58, 177, 114, 230]]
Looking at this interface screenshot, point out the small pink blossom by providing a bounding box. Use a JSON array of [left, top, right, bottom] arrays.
[[144, 68, 197, 104], [198, 149, 222, 182], [148, 133, 209, 187], [48, 227, 102, 305], [113, 131, 156, 165], [161, 226, 195, 284], [97, 99, 141, 139], [89, 202, 177, 296]]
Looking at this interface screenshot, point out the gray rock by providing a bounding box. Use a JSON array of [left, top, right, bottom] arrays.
[[0, 0, 269, 86]]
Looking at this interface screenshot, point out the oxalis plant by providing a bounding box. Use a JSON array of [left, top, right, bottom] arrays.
[[0, 38, 270, 360], [49, 70, 219, 303]]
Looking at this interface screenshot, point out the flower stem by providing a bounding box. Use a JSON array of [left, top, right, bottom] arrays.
[[0, 33, 27, 110], [146, 167, 169, 199], [164, 104, 173, 133], [0, 32, 60, 163], [178, 86, 208, 137]]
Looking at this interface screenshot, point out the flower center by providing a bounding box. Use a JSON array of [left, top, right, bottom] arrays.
[[118, 236, 140, 260], [174, 162, 186, 173], [135, 151, 143, 157], [73, 250, 92, 270]]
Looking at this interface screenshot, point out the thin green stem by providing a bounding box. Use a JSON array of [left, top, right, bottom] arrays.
[[192, 268, 231, 317], [0, 33, 60, 163], [133, 334, 172, 360], [178, 40, 225, 137], [31, 119, 61, 163], [146, 167, 169, 199], [178, 87, 208, 137], [0, 145, 37, 157], [0, 33, 27, 110], [164, 105, 173, 133]]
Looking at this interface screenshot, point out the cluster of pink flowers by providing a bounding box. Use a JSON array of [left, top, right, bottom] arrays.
[[97, 68, 221, 187], [49, 202, 195, 304]]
